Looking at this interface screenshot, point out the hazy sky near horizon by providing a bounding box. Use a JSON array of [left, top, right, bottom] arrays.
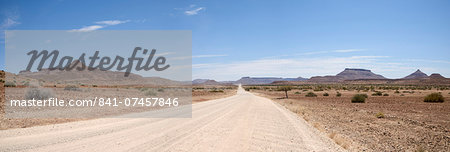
[[1, 0, 449, 81]]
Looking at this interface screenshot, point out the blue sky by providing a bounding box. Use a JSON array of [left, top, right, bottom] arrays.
[[1, 0, 449, 81]]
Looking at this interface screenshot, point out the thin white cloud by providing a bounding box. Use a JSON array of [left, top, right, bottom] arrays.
[[0, 8, 20, 30], [404, 59, 450, 64], [0, 9, 20, 44], [185, 7, 205, 15], [72, 25, 104, 32], [333, 49, 364, 53], [301, 49, 365, 55], [193, 55, 450, 81], [193, 56, 391, 80], [71, 20, 129, 32], [95, 20, 130, 25], [0, 18, 20, 29]]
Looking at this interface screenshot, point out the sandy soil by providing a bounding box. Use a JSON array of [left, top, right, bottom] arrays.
[[0, 86, 343, 152], [250, 88, 450, 151]]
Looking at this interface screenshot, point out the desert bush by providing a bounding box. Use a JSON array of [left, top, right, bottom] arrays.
[[400, 94, 405, 96], [305, 92, 317, 97], [4, 81, 16, 87], [394, 90, 400, 94], [372, 91, 382, 96], [361, 94, 368, 98], [336, 92, 342, 97], [145, 90, 157, 96], [158, 88, 165, 92], [375, 112, 385, 118], [323, 93, 329, 96], [25, 87, 55, 100], [313, 88, 323, 91], [351, 94, 367, 103], [383, 93, 389, 96], [139, 88, 149, 92], [294, 92, 301, 94], [302, 89, 308, 92], [424, 93, 444, 103], [209, 89, 224, 93], [64, 85, 81, 91], [92, 85, 98, 87]]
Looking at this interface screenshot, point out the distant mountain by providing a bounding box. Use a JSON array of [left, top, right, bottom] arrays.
[[235, 76, 307, 85], [282, 77, 308, 81], [192, 79, 210, 84], [16, 60, 182, 86], [403, 69, 428, 79], [429, 73, 445, 79], [336, 68, 386, 79], [309, 68, 386, 82]]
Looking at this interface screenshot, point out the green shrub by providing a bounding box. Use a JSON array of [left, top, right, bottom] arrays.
[[92, 85, 98, 87], [305, 92, 317, 97], [400, 94, 405, 96], [424, 93, 444, 103], [372, 91, 382, 96], [395, 90, 400, 94], [158, 88, 165, 92], [351, 94, 367, 103], [375, 112, 385, 118], [294, 92, 301, 94], [323, 92, 329, 96], [313, 88, 323, 91], [383, 93, 389, 96], [4, 81, 16, 87], [336, 92, 342, 97], [361, 94, 368, 98]]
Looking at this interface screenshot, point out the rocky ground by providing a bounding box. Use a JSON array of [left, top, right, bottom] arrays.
[[250, 88, 450, 151]]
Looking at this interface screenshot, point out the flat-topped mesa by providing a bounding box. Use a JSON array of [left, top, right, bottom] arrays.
[[308, 68, 386, 82], [343, 68, 371, 72], [236, 76, 307, 85], [429, 73, 446, 79], [337, 68, 386, 79]]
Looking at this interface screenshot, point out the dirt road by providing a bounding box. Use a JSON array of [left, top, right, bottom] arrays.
[[0, 86, 343, 152]]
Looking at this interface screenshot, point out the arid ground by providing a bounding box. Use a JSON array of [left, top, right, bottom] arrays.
[[0, 86, 343, 151], [246, 85, 450, 151], [2, 70, 449, 151], [0, 85, 237, 130]]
